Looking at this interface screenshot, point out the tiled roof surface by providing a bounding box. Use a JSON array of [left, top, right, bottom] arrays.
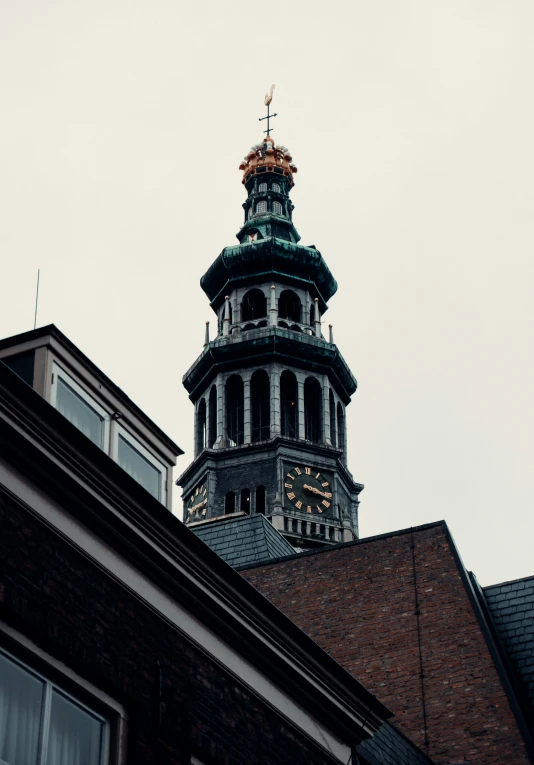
[[358, 722, 434, 765], [191, 514, 295, 568], [484, 576, 534, 708]]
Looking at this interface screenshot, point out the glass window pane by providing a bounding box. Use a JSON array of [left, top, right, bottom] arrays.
[[46, 691, 103, 765], [118, 435, 161, 500], [0, 653, 44, 765], [56, 378, 104, 448]]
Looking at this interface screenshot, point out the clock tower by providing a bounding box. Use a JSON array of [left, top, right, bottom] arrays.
[[178, 129, 362, 549]]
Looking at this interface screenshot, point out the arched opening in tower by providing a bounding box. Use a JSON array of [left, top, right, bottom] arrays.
[[251, 370, 270, 442], [241, 289, 267, 322], [337, 402, 345, 453], [280, 370, 297, 439], [226, 375, 244, 446], [329, 389, 336, 447], [208, 385, 217, 448], [278, 290, 301, 323], [196, 398, 206, 456], [255, 485, 266, 514], [309, 302, 315, 327], [304, 377, 323, 443], [225, 491, 235, 514]]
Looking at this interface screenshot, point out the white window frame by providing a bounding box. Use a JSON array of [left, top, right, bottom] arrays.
[[111, 424, 167, 504], [256, 200, 267, 214], [272, 182, 281, 193], [258, 182, 267, 193], [50, 362, 111, 452], [0, 645, 111, 765], [273, 201, 283, 215]]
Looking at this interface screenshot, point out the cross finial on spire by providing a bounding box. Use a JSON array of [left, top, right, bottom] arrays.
[[259, 84, 277, 136]]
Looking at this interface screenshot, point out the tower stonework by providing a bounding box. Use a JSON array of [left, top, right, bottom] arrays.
[[178, 135, 363, 549]]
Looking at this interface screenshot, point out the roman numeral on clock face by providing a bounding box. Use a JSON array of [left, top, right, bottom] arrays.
[[305, 467, 311, 475], [295, 501, 302, 509], [321, 481, 329, 487], [322, 500, 330, 508], [287, 492, 296, 500], [287, 473, 295, 480], [294, 467, 302, 475]]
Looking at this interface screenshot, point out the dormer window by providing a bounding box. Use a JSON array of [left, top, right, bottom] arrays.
[[256, 201, 267, 214], [272, 183, 281, 193], [51, 364, 109, 449], [273, 201, 283, 215], [115, 428, 165, 501], [258, 182, 267, 193]]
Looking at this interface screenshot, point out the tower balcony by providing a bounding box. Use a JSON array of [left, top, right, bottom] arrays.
[[182, 325, 357, 404]]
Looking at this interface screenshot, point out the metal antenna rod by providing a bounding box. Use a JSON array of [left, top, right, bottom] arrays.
[[33, 269, 40, 330]]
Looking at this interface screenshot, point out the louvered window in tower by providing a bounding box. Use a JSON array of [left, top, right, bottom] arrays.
[[273, 201, 282, 215], [272, 183, 281, 193], [256, 201, 267, 214], [258, 183, 267, 193]]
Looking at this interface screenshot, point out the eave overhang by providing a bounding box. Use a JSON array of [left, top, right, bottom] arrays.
[[201, 237, 337, 313], [176, 436, 364, 496], [182, 327, 357, 404]]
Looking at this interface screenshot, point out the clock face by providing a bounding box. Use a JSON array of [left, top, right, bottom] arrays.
[[185, 483, 208, 524], [284, 465, 333, 515]]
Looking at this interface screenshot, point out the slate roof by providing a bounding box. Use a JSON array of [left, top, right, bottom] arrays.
[[358, 721, 435, 765], [484, 575, 534, 709], [191, 514, 295, 568]]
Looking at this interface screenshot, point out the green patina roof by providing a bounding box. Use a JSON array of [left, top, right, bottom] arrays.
[[200, 236, 338, 312]]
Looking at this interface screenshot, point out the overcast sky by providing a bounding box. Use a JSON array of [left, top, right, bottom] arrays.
[[1, 0, 533, 586]]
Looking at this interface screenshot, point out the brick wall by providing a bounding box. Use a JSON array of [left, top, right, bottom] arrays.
[[0, 490, 340, 765], [242, 524, 531, 765]]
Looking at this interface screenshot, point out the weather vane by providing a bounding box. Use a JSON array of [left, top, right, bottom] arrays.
[[259, 84, 277, 136]]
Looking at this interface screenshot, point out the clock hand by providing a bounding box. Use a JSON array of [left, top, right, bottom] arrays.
[[303, 484, 332, 499], [189, 498, 208, 514]]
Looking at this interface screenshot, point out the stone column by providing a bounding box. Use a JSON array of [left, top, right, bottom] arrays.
[[193, 401, 199, 457], [269, 285, 278, 326], [323, 376, 331, 445], [222, 295, 231, 337], [270, 366, 281, 436], [314, 298, 321, 338], [204, 321, 210, 347], [205, 390, 212, 450], [215, 376, 225, 448], [297, 377, 305, 440], [328, 324, 334, 344], [243, 375, 252, 445]]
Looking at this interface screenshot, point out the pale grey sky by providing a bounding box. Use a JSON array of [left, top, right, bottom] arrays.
[[1, 0, 533, 586]]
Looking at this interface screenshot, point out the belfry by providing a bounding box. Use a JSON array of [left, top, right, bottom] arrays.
[[178, 101, 363, 551]]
